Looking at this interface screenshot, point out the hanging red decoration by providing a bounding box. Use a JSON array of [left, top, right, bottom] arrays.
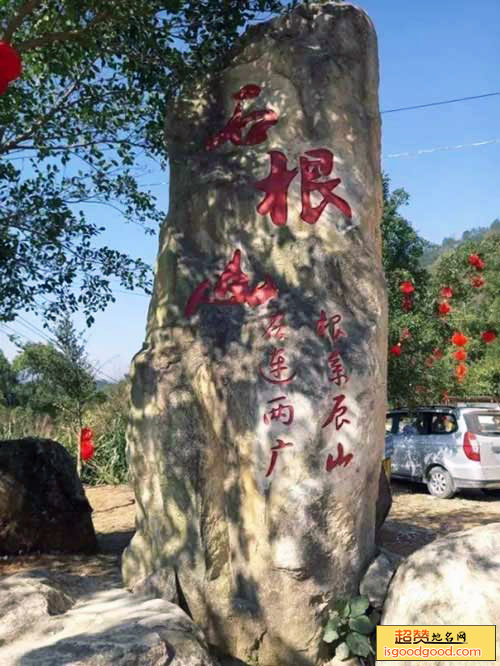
[[80, 427, 95, 462], [471, 275, 485, 288], [451, 332, 468, 346], [0, 42, 22, 94], [390, 344, 402, 356], [468, 254, 485, 269], [442, 390, 450, 403], [482, 330, 497, 343], [440, 286, 453, 299], [402, 295, 413, 312], [399, 281, 415, 294], [433, 348, 444, 359], [438, 301, 452, 315], [455, 364, 467, 382], [425, 356, 434, 367], [454, 349, 467, 361]]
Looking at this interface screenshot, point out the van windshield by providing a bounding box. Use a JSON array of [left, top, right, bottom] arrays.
[[466, 412, 500, 435]]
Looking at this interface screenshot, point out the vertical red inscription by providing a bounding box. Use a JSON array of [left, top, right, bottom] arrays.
[[263, 312, 287, 340], [254, 151, 298, 226], [325, 443, 353, 471], [265, 438, 294, 477], [263, 396, 294, 425], [322, 394, 351, 430], [259, 347, 297, 385]]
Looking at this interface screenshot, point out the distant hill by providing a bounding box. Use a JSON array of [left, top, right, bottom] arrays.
[[421, 218, 500, 268]]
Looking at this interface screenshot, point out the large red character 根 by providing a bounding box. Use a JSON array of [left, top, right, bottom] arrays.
[[255, 148, 352, 227]]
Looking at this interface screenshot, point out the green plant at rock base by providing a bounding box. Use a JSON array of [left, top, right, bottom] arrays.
[[323, 595, 379, 661]]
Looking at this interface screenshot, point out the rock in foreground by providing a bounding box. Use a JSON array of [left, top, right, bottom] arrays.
[[0, 571, 217, 666], [379, 523, 500, 665], [0, 437, 97, 555]]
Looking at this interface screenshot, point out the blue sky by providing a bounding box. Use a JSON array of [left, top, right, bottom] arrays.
[[1, 0, 499, 379]]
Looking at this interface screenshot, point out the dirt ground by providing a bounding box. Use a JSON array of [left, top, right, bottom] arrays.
[[1, 481, 499, 590]]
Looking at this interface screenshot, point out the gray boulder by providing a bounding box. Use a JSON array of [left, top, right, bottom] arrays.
[[359, 549, 400, 610], [0, 572, 218, 666], [0, 437, 97, 555], [378, 523, 500, 665]]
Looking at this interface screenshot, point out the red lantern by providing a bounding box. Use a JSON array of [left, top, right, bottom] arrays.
[[433, 348, 444, 359], [475, 258, 485, 271], [438, 302, 452, 315], [468, 254, 481, 267], [399, 281, 415, 294], [80, 427, 95, 462], [482, 330, 497, 343], [454, 349, 467, 361], [452, 332, 468, 346], [0, 42, 22, 93], [440, 286, 453, 299], [471, 275, 485, 288], [425, 356, 434, 367], [390, 344, 402, 356], [455, 364, 467, 382]]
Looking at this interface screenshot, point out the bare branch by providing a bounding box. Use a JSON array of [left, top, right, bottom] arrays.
[[3, 0, 44, 42]]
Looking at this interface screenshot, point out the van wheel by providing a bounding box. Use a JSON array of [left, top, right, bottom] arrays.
[[427, 467, 455, 499]]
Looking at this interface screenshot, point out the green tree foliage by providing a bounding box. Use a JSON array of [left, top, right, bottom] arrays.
[[0, 349, 17, 405], [0, 0, 285, 325], [382, 175, 500, 405]]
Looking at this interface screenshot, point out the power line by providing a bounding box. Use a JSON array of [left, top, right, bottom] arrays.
[[384, 137, 500, 159], [381, 91, 500, 114]]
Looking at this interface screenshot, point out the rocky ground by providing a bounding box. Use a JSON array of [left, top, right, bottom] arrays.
[[1, 480, 499, 585]]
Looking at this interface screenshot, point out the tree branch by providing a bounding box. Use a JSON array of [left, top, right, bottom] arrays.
[[0, 80, 80, 154], [15, 11, 110, 52], [3, 0, 44, 42]]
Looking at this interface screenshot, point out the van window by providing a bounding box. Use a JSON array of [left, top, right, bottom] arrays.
[[430, 413, 457, 434], [395, 413, 422, 435], [466, 412, 500, 436]]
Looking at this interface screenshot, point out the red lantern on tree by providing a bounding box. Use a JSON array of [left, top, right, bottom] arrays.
[[454, 349, 467, 361], [482, 330, 497, 343], [468, 254, 485, 269], [0, 42, 22, 94], [440, 286, 453, 299], [399, 281, 415, 294], [451, 332, 468, 346], [433, 348, 444, 359], [390, 344, 402, 356], [80, 427, 95, 462], [438, 301, 452, 315], [455, 364, 467, 382]]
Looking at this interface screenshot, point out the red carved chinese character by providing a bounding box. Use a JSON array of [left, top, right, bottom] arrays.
[[184, 249, 278, 318], [265, 438, 294, 477], [325, 442, 353, 471], [205, 84, 279, 151], [263, 312, 286, 340], [322, 394, 351, 430], [254, 151, 298, 226], [263, 396, 294, 426], [300, 149, 352, 224], [327, 351, 349, 386], [259, 347, 296, 385], [315, 311, 347, 342]]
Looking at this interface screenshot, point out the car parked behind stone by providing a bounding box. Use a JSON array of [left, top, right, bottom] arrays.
[[385, 402, 500, 498]]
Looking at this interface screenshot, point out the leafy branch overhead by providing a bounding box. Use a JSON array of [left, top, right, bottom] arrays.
[[0, 0, 285, 324]]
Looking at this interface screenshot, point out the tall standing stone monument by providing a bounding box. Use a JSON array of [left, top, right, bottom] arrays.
[[122, 3, 386, 665]]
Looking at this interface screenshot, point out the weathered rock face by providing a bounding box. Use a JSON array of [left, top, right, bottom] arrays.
[[0, 571, 217, 666], [123, 3, 386, 665], [379, 524, 500, 666], [0, 438, 97, 555]]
